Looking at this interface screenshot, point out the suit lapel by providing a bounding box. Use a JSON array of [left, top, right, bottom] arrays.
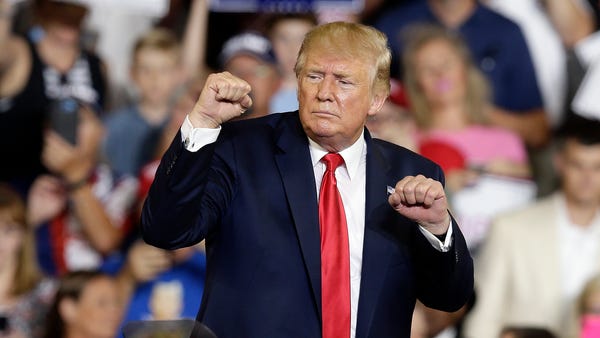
[[273, 120, 406, 333], [355, 135, 396, 338], [273, 114, 323, 318]]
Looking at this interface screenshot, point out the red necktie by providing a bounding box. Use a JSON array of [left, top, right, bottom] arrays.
[[319, 153, 351, 338]]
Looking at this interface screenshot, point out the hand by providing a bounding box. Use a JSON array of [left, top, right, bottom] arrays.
[[26, 175, 67, 227], [388, 175, 450, 235], [188, 72, 253, 128], [42, 106, 103, 183], [125, 241, 172, 283]]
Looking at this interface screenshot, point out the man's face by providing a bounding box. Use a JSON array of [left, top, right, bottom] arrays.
[[297, 50, 385, 151], [558, 139, 600, 207]]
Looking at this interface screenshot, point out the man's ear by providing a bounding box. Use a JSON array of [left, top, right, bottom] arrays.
[[59, 298, 78, 323], [368, 93, 387, 117]]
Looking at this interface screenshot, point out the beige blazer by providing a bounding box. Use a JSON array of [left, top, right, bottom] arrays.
[[463, 193, 589, 338]]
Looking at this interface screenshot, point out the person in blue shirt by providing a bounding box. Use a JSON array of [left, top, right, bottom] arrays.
[[112, 240, 206, 338]]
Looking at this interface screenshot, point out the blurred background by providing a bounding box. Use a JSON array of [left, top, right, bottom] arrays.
[[1, 0, 600, 337]]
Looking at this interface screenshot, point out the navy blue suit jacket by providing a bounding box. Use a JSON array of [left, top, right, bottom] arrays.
[[141, 112, 473, 338]]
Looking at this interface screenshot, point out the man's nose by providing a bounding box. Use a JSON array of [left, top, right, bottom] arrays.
[[317, 77, 335, 101]]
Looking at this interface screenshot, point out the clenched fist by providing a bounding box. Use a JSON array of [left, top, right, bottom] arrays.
[[388, 174, 451, 235], [188, 72, 253, 128]]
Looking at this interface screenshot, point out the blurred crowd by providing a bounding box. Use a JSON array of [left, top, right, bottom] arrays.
[[0, 0, 599, 337]]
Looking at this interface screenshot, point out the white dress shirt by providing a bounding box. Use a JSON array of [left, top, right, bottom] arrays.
[[180, 116, 453, 338]]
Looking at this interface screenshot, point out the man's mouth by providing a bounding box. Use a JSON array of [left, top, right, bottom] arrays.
[[313, 111, 337, 117]]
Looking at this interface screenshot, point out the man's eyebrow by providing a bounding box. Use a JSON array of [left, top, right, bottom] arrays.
[[305, 67, 325, 74], [334, 72, 353, 79]]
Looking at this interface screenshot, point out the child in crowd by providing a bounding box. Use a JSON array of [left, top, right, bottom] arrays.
[[102, 28, 185, 177], [103, 0, 208, 178]]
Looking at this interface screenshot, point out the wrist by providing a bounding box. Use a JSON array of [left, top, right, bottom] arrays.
[[420, 213, 451, 236], [65, 173, 91, 192], [188, 112, 221, 129]]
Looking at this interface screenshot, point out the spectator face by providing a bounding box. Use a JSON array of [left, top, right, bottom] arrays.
[[225, 55, 280, 118], [414, 39, 467, 109], [63, 276, 122, 338], [297, 49, 385, 151], [271, 19, 315, 78], [44, 20, 81, 46], [37, 1, 87, 46], [558, 139, 600, 207], [132, 48, 182, 107]]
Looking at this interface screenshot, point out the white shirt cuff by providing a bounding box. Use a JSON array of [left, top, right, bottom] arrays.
[[418, 220, 454, 252], [180, 115, 221, 152]]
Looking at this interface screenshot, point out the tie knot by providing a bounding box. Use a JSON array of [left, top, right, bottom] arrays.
[[322, 153, 344, 172]]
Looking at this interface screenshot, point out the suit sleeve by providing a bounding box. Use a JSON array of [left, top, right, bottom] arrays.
[[413, 165, 474, 312], [140, 130, 235, 249]]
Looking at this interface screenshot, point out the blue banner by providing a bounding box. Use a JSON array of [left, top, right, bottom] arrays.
[[210, 0, 362, 13]]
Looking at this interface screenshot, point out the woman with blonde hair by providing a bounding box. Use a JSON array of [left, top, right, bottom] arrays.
[[402, 23, 532, 252], [401, 23, 535, 337], [0, 184, 57, 338]]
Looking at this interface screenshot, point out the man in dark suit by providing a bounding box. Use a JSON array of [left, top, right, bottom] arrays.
[[141, 22, 473, 338]]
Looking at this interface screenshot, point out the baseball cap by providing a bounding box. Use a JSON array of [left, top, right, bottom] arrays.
[[219, 31, 277, 68], [389, 78, 410, 108], [35, 0, 88, 27], [419, 139, 466, 174]]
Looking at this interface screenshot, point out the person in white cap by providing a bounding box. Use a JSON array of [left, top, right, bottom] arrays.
[[219, 31, 282, 119]]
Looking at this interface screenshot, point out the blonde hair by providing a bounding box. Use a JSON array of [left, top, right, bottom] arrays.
[[132, 28, 181, 62], [402, 24, 490, 128], [0, 184, 42, 296], [294, 21, 391, 97]]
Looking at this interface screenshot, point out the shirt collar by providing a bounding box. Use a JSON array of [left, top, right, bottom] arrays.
[[308, 131, 366, 181]]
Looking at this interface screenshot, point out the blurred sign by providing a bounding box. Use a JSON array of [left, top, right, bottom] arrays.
[[78, 0, 169, 16], [210, 0, 363, 12]]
